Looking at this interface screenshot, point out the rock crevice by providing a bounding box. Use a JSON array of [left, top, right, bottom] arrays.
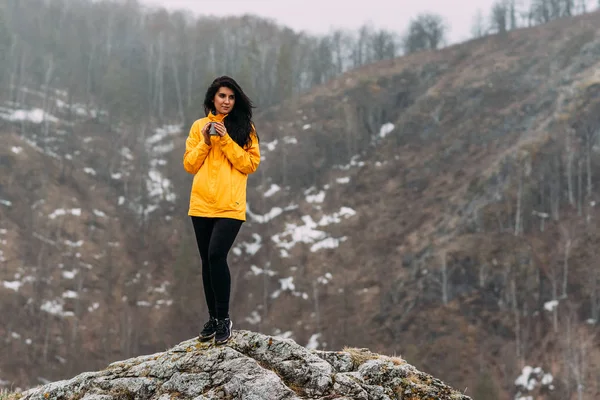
[[17, 331, 470, 400]]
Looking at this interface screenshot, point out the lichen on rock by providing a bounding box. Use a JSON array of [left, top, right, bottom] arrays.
[[17, 331, 471, 400]]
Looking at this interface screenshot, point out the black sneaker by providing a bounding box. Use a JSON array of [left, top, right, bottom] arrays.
[[199, 316, 217, 341], [214, 318, 233, 344]]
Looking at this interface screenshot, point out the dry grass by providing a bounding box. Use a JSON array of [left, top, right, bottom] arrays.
[[343, 346, 406, 367], [343, 347, 380, 366], [0, 389, 21, 400]]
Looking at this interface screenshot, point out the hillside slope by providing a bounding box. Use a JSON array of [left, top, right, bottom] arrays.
[[2, 10, 600, 400]]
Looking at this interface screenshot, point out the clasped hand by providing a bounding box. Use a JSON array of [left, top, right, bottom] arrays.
[[202, 122, 227, 145]]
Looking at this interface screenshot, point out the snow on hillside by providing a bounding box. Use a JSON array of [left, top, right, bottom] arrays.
[[270, 206, 355, 256], [1, 85, 366, 352], [514, 366, 555, 399], [144, 124, 182, 208]]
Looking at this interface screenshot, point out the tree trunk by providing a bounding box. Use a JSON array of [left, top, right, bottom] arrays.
[[511, 278, 521, 363], [586, 127, 593, 223], [578, 158, 583, 216], [567, 135, 575, 206], [515, 165, 523, 236], [313, 281, 321, 335], [171, 57, 185, 124], [441, 251, 448, 305]]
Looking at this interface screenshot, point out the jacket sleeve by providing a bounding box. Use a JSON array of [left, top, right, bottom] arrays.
[[183, 121, 211, 174], [219, 128, 261, 174]]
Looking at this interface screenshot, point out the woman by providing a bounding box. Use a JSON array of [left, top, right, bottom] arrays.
[[183, 76, 260, 344]]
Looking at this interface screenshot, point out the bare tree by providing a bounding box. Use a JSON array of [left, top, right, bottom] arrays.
[[515, 161, 524, 236], [562, 311, 594, 400], [471, 9, 487, 38], [585, 125, 597, 223], [429, 250, 452, 305], [566, 129, 576, 206], [559, 223, 573, 299], [510, 278, 523, 365], [509, 0, 518, 30], [578, 157, 583, 216], [402, 13, 447, 54], [491, 1, 509, 34], [371, 29, 397, 61]]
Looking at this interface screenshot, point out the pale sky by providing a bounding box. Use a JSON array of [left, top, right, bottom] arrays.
[[141, 0, 502, 44]]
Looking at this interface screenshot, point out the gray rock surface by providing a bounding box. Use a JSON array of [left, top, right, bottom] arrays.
[[16, 331, 471, 400]]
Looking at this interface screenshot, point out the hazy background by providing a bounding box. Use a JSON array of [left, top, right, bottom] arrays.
[[141, 0, 596, 43], [3, 0, 600, 398]]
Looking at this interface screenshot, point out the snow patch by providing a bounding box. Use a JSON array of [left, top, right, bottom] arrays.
[[302, 124, 311, 130], [318, 207, 356, 226], [155, 299, 173, 308], [264, 139, 278, 151], [264, 184, 281, 197], [65, 240, 83, 248], [3, 281, 22, 291], [273, 330, 294, 339], [62, 270, 77, 279], [379, 122, 395, 138], [271, 216, 327, 250], [152, 142, 174, 155], [544, 300, 559, 312], [247, 205, 284, 223], [250, 265, 276, 276], [11, 146, 23, 154], [334, 155, 365, 170], [311, 237, 347, 252], [271, 208, 354, 252], [245, 310, 261, 325], [306, 333, 321, 350], [271, 276, 307, 299], [147, 169, 175, 203], [147, 124, 182, 145], [240, 234, 262, 256], [515, 366, 555, 395], [2, 108, 60, 124], [120, 147, 134, 161], [48, 208, 81, 219], [305, 189, 325, 204], [317, 273, 333, 285], [93, 209, 107, 218], [62, 290, 78, 299], [41, 299, 74, 317]]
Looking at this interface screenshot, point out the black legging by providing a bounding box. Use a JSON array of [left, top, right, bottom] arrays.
[[191, 216, 243, 319]]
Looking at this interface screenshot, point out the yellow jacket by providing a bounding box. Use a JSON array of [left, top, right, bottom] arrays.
[[183, 112, 260, 221]]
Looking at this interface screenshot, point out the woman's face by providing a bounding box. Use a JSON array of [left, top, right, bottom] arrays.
[[213, 86, 235, 115]]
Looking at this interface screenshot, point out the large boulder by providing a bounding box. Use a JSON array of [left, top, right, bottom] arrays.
[[16, 330, 470, 400]]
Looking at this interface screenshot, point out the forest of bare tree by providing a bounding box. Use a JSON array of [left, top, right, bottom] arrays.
[[0, 0, 595, 130]]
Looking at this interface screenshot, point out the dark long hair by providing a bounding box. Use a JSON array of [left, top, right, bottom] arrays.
[[203, 76, 258, 149]]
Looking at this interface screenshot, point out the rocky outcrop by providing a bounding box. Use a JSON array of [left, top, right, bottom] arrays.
[[16, 331, 470, 400]]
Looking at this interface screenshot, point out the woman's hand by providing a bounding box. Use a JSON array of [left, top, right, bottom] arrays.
[[214, 122, 228, 137], [201, 123, 211, 145]]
